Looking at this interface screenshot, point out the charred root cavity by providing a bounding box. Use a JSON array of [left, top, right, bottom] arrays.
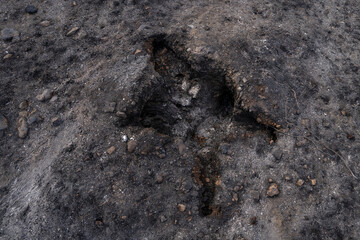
[[197, 153, 220, 217], [139, 37, 234, 137], [136, 36, 279, 217]]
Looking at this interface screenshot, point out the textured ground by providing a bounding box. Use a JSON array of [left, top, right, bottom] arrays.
[[1, 0, 360, 239]]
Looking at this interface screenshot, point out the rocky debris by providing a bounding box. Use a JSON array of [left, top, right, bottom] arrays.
[[160, 215, 167, 222], [0, 114, 8, 130], [95, 219, 103, 227], [25, 5, 38, 14], [156, 152, 166, 159], [266, 183, 280, 197], [1, 28, 19, 42], [310, 179, 317, 186], [188, 84, 200, 98], [121, 135, 128, 142], [106, 146, 116, 155], [175, 139, 186, 155], [285, 175, 292, 181], [51, 117, 63, 127], [155, 175, 163, 184], [103, 102, 116, 113], [177, 204, 186, 212], [116, 111, 127, 119], [233, 185, 243, 192], [296, 179, 305, 187], [3, 54, 12, 59], [18, 111, 28, 118], [39, 20, 51, 27], [36, 89, 52, 102], [66, 27, 80, 36], [127, 140, 137, 153], [180, 181, 193, 193], [181, 80, 190, 91], [250, 190, 260, 202], [27, 113, 42, 124], [17, 117, 28, 138], [272, 149, 283, 161], [232, 193, 239, 202], [172, 94, 192, 107], [50, 96, 58, 103], [19, 100, 28, 110]]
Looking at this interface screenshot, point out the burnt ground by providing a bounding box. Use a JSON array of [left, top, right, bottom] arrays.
[[0, 0, 360, 239]]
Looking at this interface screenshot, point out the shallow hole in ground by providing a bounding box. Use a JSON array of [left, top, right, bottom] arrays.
[[137, 36, 277, 217], [139, 37, 234, 138]]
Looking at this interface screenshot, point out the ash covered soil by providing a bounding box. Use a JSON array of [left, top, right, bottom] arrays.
[[1, 0, 360, 239]]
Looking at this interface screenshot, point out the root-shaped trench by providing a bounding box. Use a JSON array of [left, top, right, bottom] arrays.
[[138, 36, 276, 217], [140, 38, 234, 137]]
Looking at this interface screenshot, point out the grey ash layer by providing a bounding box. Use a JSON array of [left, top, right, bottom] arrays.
[[0, 1, 359, 239]]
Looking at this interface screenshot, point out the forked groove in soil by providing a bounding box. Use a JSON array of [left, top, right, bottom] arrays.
[[139, 36, 277, 217]]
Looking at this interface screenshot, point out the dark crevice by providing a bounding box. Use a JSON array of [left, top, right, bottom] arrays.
[[197, 152, 221, 217], [234, 111, 278, 142], [137, 35, 278, 217], [139, 37, 234, 137]]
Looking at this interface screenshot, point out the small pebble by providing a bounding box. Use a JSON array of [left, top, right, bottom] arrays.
[[188, 84, 200, 98], [121, 135, 128, 142], [0, 114, 8, 130], [285, 175, 291, 181], [50, 96, 58, 103], [160, 215, 167, 222], [17, 117, 28, 138], [155, 175, 163, 184], [116, 111, 127, 119], [250, 190, 260, 202], [232, 193, 238, 202], [18, 111, 28, 118], [25, 5, 38, 14], [106, 146, 116, 154], [27, 114, 41, 124], [177, 204, 186, 212], [310, 179, 317, 186], [175, 139, 187, 155], [272, 149, 283, 161], [127, 140, 137, 153], [19, 100, 28, 109], [182, 181, 192, 192], [95, 219, 103, 226], [36, 89, 52, 102], [40, 20, 51, 27], [1, 28, 19, 42], [181, 81, 190, 92], [266, 183, 280, 197], [3, 54, 12, 59], [103, 102, 116, 113], [66, 27, 80, 36], [296, 179, 304, 187], [51, 117, 63, 127]]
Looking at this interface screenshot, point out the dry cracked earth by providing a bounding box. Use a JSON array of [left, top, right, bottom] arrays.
[[1, 0, 360, 239]]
